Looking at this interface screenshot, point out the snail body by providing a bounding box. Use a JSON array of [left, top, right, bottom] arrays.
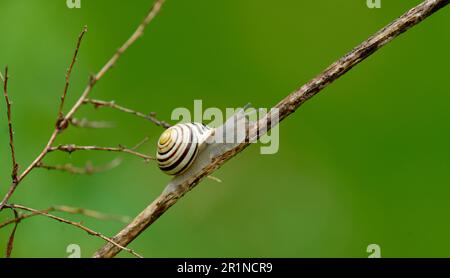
[[156, 122, 213, 175]]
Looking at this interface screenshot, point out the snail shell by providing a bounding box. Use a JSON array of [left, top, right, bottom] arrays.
[[156, 123, 213, 175]]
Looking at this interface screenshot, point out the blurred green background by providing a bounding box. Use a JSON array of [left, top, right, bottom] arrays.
[[0, 0, 449, 258]]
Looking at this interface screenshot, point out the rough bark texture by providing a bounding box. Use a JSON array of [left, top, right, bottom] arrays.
[[93, 0, 449, 258]]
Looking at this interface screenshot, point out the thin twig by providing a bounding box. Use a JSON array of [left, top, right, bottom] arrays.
[[5, 209, 20, 258], [53, 205, 131, 223], [93, 0, 450, 258], [131, 137, 149, 150], [61, 0, 166, 128], [5, 204, 142, 258], [57, 26, 88, 122], [0, 210, 51, 230], [49, 144, 154, 162], [36, 159, 122, 175], [70, 118, 115, 129], [0, 205, 131, 229], [83, 98, 171, 128], [0, 0, 166, 210], [2, 67, 19, 183]]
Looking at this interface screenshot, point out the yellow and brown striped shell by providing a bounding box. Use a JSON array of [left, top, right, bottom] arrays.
[[156, 123, 213, 175]]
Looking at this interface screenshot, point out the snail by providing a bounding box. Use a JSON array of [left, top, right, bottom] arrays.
[[156, 122, 214, 175], [158, 106, 259, 193]]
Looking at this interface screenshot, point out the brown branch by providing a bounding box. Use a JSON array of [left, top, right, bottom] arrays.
[[0, 209, 52, 230], [83, 98, 171, 129], [36, 159, 122, 175], [47, 138, 215, 179], [57, 26, 88, 121], [5, 209, 20, 258], [5, 204, 142, 258], [48, 144, 154, 162], [61, 0, 166, 127], [0, 205, 131, 229], [93, 0, 450, 258], [0, 0, 166, 210], [2, 67, 19, 183], [0, 129, 58, 209]]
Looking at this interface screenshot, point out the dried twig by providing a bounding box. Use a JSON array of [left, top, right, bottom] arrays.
[[93, 0, 450, 258], [53, 205, 131, 223], [46, 137, 218, 180], [0, 210, 51, 230], [0, 0, 166, 210], [5, 209, 20, 258], [131, 137, 150, 150], [2, 67, 19, 183], [83, 98, 171, 128], [5, 204, 142, 258], [36, 159, 122, 175], [49, 144, 154, 162], [0, 205, 131, 229], [61, 0, 166, 128], [57, 26, 88, 121]]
